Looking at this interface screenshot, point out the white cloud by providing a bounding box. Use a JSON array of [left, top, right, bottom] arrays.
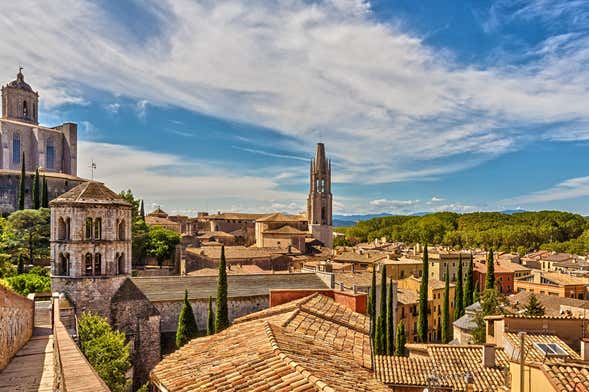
[[77, 141, 305, 213], [504, 176, 589, 205], [369, 199, 419, 208], [0, 0, 588, 184], [431, 196, 444, 202], [104, 103, 121, 113]]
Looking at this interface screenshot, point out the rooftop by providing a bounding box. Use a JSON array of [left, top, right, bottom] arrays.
[[256, 213, 308, 223], [506, 291, 589, 316], [262, 225, 308, 235], [50, 181, 131, 207], [543, 361, 589, 391], [503, 332, 580, 363], [131, 273, 329, 302], [145, 215, 180, 227], [186, 245, 292, 260], [206, 212, 269, 220]]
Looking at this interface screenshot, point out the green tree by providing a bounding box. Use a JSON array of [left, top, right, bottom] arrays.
[[6, 208, 50, 263], [464, 253, 474, 308], [454, 254, 464, 320], [441, 264, 451, 343], [215, 246, 230, 332], [523, 293, 545, 316], [78, 312, 131, 392], [32, 168, 40, 209], [41, 175, 48, 208], [368, 267, 377, 342], [375, 265, 387, 354], [417, 244, 429, 343], [394, 321, 406, 356], [473, 285, 480, 303], [485, 249, 495, 290], [17, 255, 24, 274], [146, 226, 181, 268], [386, 277, 395, 355], [176, 289, 198, 348], [119, 189, 140, 222], [139, 200, 145, 220], [18, 152, 25, 210], [472, 288, 506, 344], [207, 295, 215, 335]]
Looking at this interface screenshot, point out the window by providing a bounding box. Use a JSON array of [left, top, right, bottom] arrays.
[[85, 218, 93, 240], [85, 253, 93, 275], [46, 139, 55, 170], [12, 135, 20, 164], [533, 343, 568, 357], [118, 253, 125, 275], [57, 217, 66, 240], [23, 101, 28, 118], [94, 253, 101, 275], [57, 253, 69, 276], [94, 218, 102, 240], [118, 220, 125, 240]]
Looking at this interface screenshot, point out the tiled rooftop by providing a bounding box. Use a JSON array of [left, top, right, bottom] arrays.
[[50, 181, 131, 206], [186, 245, 291, 260], [503, 332, 580, 363], [151, 294, 385, 391], [543, 361, 589, 391], [375, 345, 509, 392], [256, 213, 308, 222], [132, 273, 329, 302]]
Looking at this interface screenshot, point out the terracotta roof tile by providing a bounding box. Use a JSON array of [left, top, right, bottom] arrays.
[[503, 332, 580, 363], [543, 361, 589, 391], [50, 181, 131, 206], [256, 213, 308, 223]]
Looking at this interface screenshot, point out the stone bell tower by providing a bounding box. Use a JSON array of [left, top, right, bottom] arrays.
[[307, 143, 333, 248], [2, 68, 39, 124]]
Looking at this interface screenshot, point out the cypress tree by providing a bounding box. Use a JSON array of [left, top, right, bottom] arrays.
[[386, 278, 395, 355], [41, 175, 48, 208], [464, 253, 474, 307], [375, 265, 387, 354], [18, 152, 25, 210], [417, 243, 429, 343], [207, 295, 215, 335], [523, 293, 545, 316], [32, 168, 40, 209], [368, 267, 377, 342], [454, 254, 464, 320], [473, 282, 480, 303], [441, 264, 451, 343], [139, 200, 145, 220], [215, 245, 229, 332], [485, 248, 495, 290], [394, 321, 406, 356], [17, 255, 24, 274], [176, 289, 198, 348]]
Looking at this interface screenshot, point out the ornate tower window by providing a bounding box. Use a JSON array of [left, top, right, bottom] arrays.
[[94, 218, 102, 240], [23, 101, 28, 118], [12, 135, 20, 164], [46, 139, 55, 170], [85, 217, 93, 240], [118, 220, 125, 240], [84, 253, 93, 275], [94, 253, 102, 275]]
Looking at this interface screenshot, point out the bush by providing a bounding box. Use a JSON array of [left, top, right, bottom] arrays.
[[28, 265, 49, 276], [5, 273, 50, 295], [78, 312, 131, 392]]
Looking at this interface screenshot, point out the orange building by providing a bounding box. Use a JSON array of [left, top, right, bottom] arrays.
[[514, 271, 588, 299]]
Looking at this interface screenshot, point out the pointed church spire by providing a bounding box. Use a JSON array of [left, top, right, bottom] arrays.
[[307, 143, 333, 248]]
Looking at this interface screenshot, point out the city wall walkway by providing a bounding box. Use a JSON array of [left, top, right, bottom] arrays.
[[0, 300, 54, 391]]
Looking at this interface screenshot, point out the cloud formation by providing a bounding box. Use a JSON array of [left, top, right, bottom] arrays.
[[504, 176, 589, 205]]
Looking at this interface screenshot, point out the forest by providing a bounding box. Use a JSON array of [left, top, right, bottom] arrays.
[[335, 211, 589, 255]]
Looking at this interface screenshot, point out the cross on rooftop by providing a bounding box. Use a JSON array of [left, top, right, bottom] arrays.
[[88, 160, 96, 180]]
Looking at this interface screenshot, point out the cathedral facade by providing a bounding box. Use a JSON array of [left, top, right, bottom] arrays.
[[0, 69, 84, 212]]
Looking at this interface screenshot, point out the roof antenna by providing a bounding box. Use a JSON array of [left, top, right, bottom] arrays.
[[88, 159, 96, 180]]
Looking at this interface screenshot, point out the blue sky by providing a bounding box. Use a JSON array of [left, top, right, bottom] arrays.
[[2, 0, 589, 216]]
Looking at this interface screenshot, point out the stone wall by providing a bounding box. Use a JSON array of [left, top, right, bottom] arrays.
[[185, 252, 290, 273], [155, 295, 269, 332], [0, 285, 34, 370]]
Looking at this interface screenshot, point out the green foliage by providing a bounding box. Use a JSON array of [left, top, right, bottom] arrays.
[[375, 265, 387, 354], [523, 293, 545, 317], [386, 277, 394, 355], [17, 254, 24, 274], [0, 253, 16, 278], [454, 254, 464, 320], [78, 312, 131, 392], [5, 208, 50, 263], [139, 200, 145, 220], [485, 249, 495, 290], [368, 268, 377, 341], [28, 265, 48, 276], [32, 168, 40, 209], [41, 176, 48, 208], [464, 254, 474, 308], [207, 295, 215, 335], [333, 236, 355, 247], [336, 211, 589, 253], [215, 246, 230, 332], [394, 321, 406, 356], [441, 264, 451, 343], [119, 189, 141, 222], [417, 244, 429, 343], [146, 226, 181, 268], [4, 273, 50, 295], [136, 383, 149, 392], [18, 153, 25, 210], [472, 288, 507, 344], [176, 289, 198, 348]]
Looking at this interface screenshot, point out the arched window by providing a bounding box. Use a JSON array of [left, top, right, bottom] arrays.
[[118, 253, 125, 275], [23, 101, 28, 118], [85, 218, 93, 240], [46, 138, 55, 170], [66, 218, 71, 240], [94, 218, 102, 240], [57, 217, 66, 240], [118, 220, 125, 240], [94, 253, 101, 276], [12, 134, 20, 164], [84, 253, 93, 275]]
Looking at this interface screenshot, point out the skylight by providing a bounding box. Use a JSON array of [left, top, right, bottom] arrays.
[[533, 342, 569, 357]]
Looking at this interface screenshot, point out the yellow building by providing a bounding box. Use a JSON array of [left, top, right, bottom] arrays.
[[382, 257, 423, 280]]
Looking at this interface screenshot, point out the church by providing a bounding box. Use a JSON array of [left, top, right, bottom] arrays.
[[0, 69, 84, 212]]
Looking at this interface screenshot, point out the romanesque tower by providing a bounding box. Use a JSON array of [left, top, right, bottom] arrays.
[[50, 181, 132, 318], [1, 68, 39, 125], [307, 143, 333, 248]]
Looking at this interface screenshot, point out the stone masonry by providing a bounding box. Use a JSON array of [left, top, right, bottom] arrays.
[[0, 285, 34, 369]]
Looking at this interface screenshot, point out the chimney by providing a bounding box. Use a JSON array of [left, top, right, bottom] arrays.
[[482, 343, 496, 368], [581, 339, 589, 361]]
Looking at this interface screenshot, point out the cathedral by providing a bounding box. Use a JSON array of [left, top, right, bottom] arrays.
[[0, 69, 84, 212]]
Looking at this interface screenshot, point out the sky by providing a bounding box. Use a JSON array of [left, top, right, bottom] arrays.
[[1, 0, 589, 216]]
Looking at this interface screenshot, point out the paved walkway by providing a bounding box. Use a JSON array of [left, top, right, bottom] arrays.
[[0, 301, 54, 392]]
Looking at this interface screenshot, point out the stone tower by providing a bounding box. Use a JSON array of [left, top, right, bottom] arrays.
[[307, 143, 333, 248], [50, 181, 132, 318], [1, 68, 39, 124]]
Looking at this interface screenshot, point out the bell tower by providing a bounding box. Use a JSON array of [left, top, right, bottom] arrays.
[[1, 67, 39, 125], [307, 143, 333, 248]]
